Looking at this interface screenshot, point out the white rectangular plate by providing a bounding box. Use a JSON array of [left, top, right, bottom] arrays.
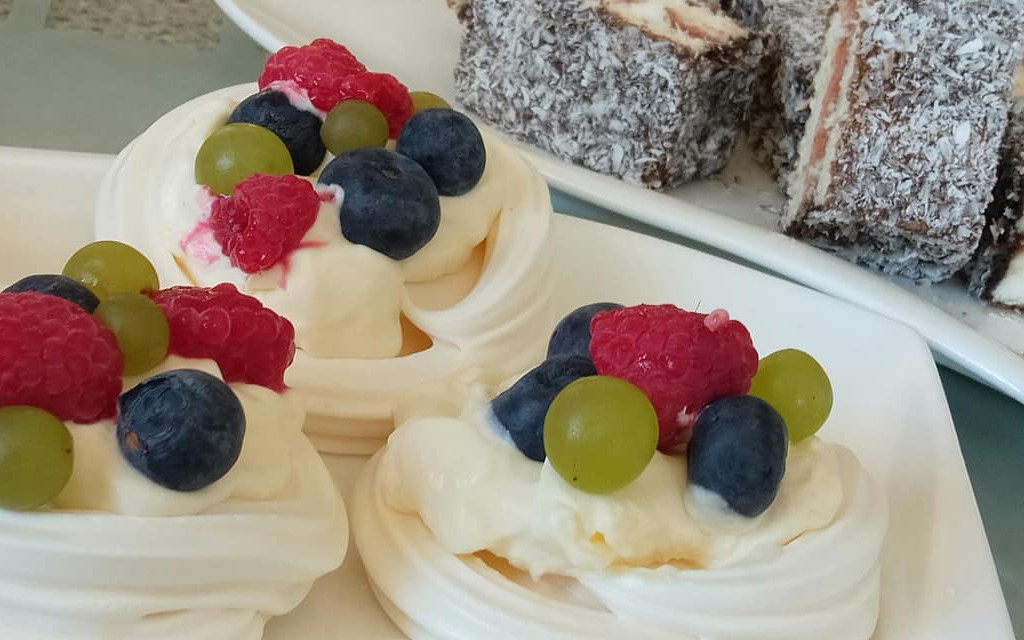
[[212, 0, 1024, 407], [0, 146, 1011, 638]]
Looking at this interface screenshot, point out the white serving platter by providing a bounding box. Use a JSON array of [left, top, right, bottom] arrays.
[[213, 0, 1024, 406], [0, 146, 1012, 638]]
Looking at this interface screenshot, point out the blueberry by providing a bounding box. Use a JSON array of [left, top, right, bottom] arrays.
[[547, 302, 623, 362], [395, 109, 486, 196], [319, 147, 441, 260], [117, 369, 245, 492], [3, 274, 100, 313], [720, 0, 765, 28], [228, 89, 326, 176], [687, 395, 788, 517], [491, 355, 597, 462]]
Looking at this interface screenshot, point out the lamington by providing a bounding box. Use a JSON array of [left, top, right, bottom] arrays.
[[967, 100, 1024, 308], [782, 0, 1024, 283], [451, 0, 766, 189], [746, 0, 831, 190]]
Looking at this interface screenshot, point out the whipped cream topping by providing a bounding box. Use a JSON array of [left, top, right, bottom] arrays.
[[54, 356, 307, 516], [265, 80, 326, 117], [355, 386, 887, 639], [95, 84, 555, 453], [249, 213, 407, 359], [381, 388, 845, 575], [0, 356, 347, 640]]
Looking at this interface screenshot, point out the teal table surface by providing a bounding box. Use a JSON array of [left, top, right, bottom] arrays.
[[0, 1, 1021, 635]]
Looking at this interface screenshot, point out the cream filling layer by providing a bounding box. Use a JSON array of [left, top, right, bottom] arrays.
[[787, 0, 860, 218], [990, 241, 1024, 306], [601, 0, 748, 54]]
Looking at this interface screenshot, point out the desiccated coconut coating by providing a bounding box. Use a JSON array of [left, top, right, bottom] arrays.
[[967, 100, 1024, 306], [783, 0, 1024, 283], [746, 0, 832, 191], [452, 0, 766, 190]]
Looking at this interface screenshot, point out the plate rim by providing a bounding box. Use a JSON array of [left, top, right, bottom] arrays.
[[0, 133, 1011, 640]]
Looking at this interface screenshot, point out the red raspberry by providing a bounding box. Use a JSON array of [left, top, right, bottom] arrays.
[[210, 174, 320, 274], [0, 292, 123, 423], [335, 72, 414, 138], [258, 38, 367, 112], [590, 305, 758, 450], [149, 284, 296, 392]]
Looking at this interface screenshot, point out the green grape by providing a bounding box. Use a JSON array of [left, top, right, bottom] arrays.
[[321, 100, 390, 155], [748, 349, 833, 443], [410, 91, 451, 113], [544, 376, 658, 494], [94, 293, 170, 375], [0, 406, 74, 511], [63, 241, 160, 299], [195, 122, 293, 195]]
